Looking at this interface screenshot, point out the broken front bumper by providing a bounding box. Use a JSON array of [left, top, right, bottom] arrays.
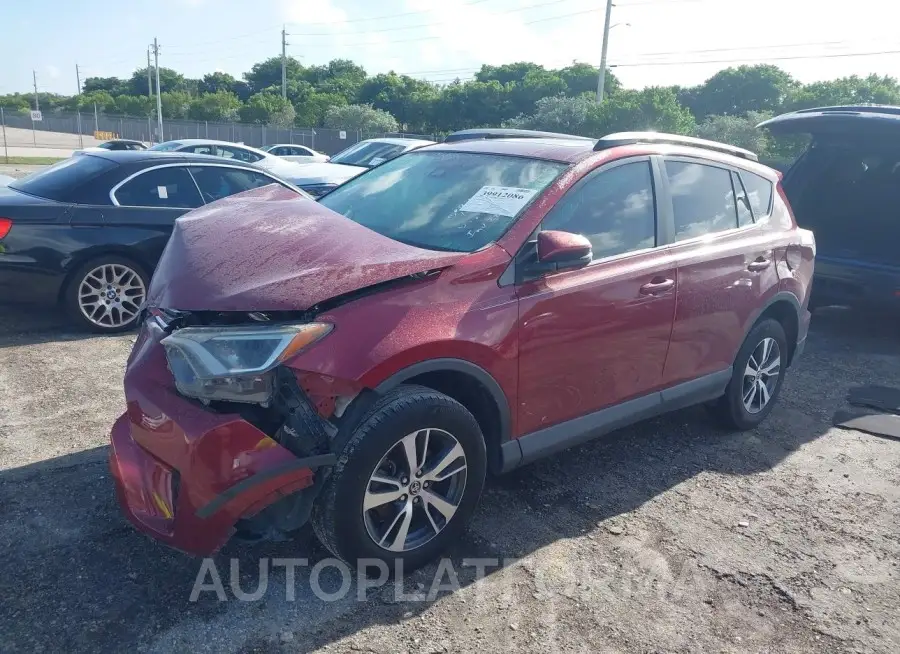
[[108, 320, 334, 556]]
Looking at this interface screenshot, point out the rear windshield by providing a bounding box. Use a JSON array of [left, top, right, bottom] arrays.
[[9, 155, 117, 201], [330, 141, 408, 167], [148, 141, 184, 152], [319, 151, 567, 252]]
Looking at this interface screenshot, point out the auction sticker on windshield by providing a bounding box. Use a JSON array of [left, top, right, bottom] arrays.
[[459, 186, 539, 217]]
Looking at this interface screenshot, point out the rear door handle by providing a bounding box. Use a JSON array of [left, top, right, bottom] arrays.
[[639, 277, 675, 295], [747, 257, 771, 272]]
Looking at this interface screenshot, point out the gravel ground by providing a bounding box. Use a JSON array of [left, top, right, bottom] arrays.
[[0, 303, 898, 654]]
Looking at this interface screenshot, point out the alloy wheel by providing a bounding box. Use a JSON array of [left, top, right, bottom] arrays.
[[363, 428, 468, 552], [78, 263, 146, 329], [742, 336, 781, 414]]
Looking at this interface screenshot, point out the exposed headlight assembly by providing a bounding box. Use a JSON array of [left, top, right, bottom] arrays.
[[161, 323, 332, 404]]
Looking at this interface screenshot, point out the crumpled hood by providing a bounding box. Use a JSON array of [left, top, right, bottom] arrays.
[[146, 185, 464, 312]]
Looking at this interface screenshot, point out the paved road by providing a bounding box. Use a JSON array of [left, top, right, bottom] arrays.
[[0, 304, 898, 653]]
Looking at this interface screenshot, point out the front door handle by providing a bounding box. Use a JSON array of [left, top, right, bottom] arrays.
[[639, 277, 675, 295], [747, 257, 771, 272]]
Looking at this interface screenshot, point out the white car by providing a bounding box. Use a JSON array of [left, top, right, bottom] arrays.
[[289, 137, 435, 197], [262, 144, 329, 163], [147, 139, 313, 187]]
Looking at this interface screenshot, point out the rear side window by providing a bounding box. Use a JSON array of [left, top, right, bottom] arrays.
[[740, 172, 774, 221], [731, 172, 754, 227], [665, 161, 738, 241], [114, 166, 203, 209], [9, 155, 117, 202]]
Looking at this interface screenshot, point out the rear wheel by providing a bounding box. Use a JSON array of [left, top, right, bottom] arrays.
[[312, 385, 487, 573], [710, 318, 788, 430], [65, 255, 148, 333]]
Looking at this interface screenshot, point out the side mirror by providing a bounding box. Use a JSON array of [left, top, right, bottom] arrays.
[[537, 230, 592, 269]]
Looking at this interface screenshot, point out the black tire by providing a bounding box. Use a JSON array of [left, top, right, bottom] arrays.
[[311, 385, 487, 573], [64, 255, 150, 334], [710, 318, 788, 430]]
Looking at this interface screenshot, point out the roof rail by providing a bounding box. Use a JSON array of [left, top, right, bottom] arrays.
[[444, 128, 595, 143], [594, 131, 759, 162], [794, 104, 900, 116]]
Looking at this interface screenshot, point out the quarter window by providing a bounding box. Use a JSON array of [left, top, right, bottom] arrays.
[[114, 166, 202, 208], [740, 171, 774, 222], [541, 161, 657, 260], [666, 161, 738, 241], [732, 171, 754, 227]]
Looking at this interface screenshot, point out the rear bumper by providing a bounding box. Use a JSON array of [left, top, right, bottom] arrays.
[[0, 261, 64, 305], [812, 258, 900, 309]]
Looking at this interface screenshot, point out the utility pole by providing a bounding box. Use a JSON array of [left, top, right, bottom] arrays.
[[75, 63, 83, 148], [147, 47, 154, 143], [281, 26, 288, 100], [596, 0, 614, 103], [152, 38, 163, 142], [32, 70, 39, 110]]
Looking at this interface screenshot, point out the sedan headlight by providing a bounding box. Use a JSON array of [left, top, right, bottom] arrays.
[[161, 323, 332, 404]]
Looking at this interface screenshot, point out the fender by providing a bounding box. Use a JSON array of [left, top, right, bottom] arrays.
[[374, 357, 513, 445], [740, 290, 802, 362]]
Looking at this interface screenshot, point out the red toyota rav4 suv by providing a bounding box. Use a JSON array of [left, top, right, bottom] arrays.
[[110, 130, 815, 571]]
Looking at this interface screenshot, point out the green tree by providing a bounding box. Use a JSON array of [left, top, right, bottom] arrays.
[[358, 73, 440, 131], [432, 80, 508, 131], [323, 103, 399, 132], [79, 90, 117, 112], [506, 94, 597, 133], [694, 111, 773, 154], [245, 57, 304, 93], [787, 74, 900, 110], [294, 91, 347, 127], [127, 67, 186, 96], [114, 95, 153, 116], [476, 62, 546, 86], [83, 76, 126, 96], [557, 63, 620, 97], [303, 59, 368, 103], [188, 91, 241, 121], [159, 91, 192, 119], [592, 87, 696, 135], [689, 65, 797, 118], [240, 93, 296, 126]]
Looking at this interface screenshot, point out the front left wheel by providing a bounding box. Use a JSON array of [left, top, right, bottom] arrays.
[[312, 385, 487, 573]]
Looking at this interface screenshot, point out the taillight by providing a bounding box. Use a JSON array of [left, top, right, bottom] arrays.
[[0, 218, 11, 240]]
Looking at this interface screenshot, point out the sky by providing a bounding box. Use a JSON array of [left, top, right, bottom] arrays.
[[2, 0, 900, 96]]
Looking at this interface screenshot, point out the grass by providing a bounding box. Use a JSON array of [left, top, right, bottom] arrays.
[[0, 155, 65, 165]]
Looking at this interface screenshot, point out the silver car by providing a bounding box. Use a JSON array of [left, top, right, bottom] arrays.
[[148, 139, 314, 187]]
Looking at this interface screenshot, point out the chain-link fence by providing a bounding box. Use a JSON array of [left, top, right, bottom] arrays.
[[0, 108, 437, 156]]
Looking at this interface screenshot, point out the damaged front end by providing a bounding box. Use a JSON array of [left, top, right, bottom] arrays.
[[109, 306, 378, 555]]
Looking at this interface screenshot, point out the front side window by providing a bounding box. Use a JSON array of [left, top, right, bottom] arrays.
[[666, 161, 738, 241], [114, 166, 202, 208], [190, 166, 279, 203], [330, 142, 407, 167], [542, 161, 656, 260], [148, 141, 184, 152], [319, 151, 567, 252], [215, 145, 263, 163]]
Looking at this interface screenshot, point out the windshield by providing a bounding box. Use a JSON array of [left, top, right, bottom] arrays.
[[9, 155, 116, 201], [330, 141, 408, 167], [149, 141, 184, 152], [319, 151, 567, 252]]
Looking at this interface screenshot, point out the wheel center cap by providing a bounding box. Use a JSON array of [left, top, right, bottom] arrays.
[[106, 288, 117, 300], [408, 480, 422, 495]]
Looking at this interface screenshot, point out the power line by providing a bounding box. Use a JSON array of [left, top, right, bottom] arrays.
[[611, 48, 900, 67]]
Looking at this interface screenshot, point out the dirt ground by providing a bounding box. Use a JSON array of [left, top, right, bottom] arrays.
[[0, 301, 898, 654]]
